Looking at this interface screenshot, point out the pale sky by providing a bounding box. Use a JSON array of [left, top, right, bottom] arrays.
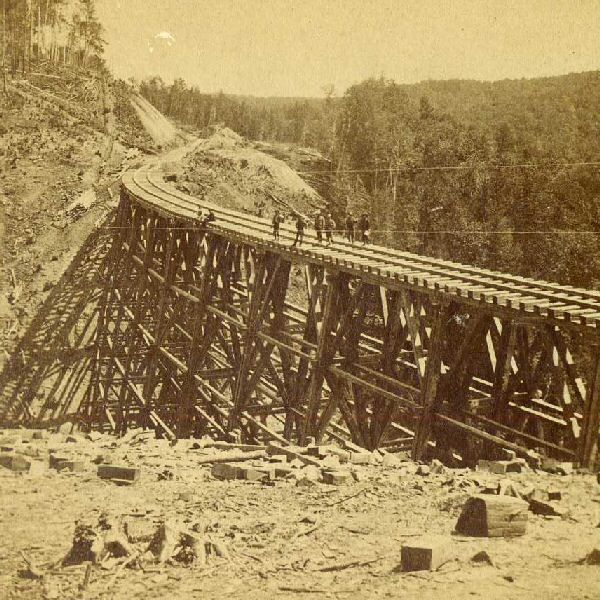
[[97, 0, 600, 97]]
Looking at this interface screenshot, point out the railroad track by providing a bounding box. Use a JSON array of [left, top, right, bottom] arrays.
[[122, 165, 600, 330]]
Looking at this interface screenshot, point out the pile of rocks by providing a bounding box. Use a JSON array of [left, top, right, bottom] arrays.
[[208, 441, 405, 487]]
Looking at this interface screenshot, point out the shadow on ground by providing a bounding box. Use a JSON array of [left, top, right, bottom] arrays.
[[0, 217, 113, 427]]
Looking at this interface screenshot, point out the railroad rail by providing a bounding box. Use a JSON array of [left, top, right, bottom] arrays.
[[85, 160, 600, 467]]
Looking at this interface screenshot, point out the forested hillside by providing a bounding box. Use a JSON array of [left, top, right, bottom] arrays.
[[140, 72, 600, 288], [1, 0, 105, 80]]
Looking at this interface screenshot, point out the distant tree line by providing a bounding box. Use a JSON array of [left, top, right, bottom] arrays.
[[1, 0, 105, 79], [138, 71, 600, 288], [138, 76, 332, 146]]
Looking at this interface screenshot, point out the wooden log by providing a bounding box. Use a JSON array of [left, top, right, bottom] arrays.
[[196, 449, 266, 465], [455, 494, 528, 537], [196, 441, 267, 452]]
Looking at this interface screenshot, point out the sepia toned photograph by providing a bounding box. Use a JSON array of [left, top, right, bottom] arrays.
[[1, 0, 599, 597]]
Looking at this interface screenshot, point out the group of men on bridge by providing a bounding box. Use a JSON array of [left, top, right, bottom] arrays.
[[195, 205, 371, 250], [272, 209, 371, 248]]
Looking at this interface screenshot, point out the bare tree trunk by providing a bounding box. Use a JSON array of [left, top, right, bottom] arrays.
[[2, 0, 6, 93], [37, 2, 41, 59]]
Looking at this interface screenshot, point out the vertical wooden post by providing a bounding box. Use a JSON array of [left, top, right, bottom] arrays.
[[579, 341, 600, 468], [300, 270, 340, 444], [370, 290, 406, 447], [229, 254, 284, 430], [113, 213, 162, 433], [491, 322, 517, 424], [175, 236, 219, 437], [284, 264, 323, 439], [139, 222, 180, 423], [412, 300, 447, 461]]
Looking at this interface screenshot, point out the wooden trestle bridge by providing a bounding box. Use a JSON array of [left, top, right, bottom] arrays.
[[84, 164, 600, 468]]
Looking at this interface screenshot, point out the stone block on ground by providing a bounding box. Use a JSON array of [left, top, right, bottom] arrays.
[[307, 445, 350, 462], [49, 454, 67, 468], [349, 452, 372, 465], [0, 453, 31, 472], [267, 454, 288, 463], [322, 455, 341, 469], [274, 464, 294, 477], [55, 459, 85, 473], [239, 465, 274, 482], [497, 478, 522, 498], [307, 445, 330, 458], [297, 465, 321, 481], [26, 461, 47, 476], [381, 453, 401, 467], [541, 458, 573, 475], [519, 485, 537, 500], [32, 431, 48, 440], [325, 446, 350, 462], [211, 462, 240, 480], [527, 497, 569, 518], [322, 470, 352, 485], [456, 494, 528, 537], [93, 454, 111, 465], [479, 459, 524, 474], [430, 459, 445, 474], [267, 443, 322, 468], [296, 476, 318, 487], [97, 464, 141, 482], [401, 536, 453, 571]]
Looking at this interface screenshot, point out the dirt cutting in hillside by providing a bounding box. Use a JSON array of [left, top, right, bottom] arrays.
[[171, 126, 325, 218], [130, 94, 188, 149]]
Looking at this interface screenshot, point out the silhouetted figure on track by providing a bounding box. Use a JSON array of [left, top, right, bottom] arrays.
[[358, 213, 370, 245], [315, 211, 325, 243], [196, 208, 216, 228], [272, 209, 284, 240], [324, 213, 336, 245], [291, 213, 306, 247], [345, 212, 357, 243]]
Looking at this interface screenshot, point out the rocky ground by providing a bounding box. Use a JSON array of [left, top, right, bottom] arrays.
[[1, 428, 600, 600]]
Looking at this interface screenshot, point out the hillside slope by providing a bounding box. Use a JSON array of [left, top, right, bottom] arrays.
[[0, 67, 176, 372]]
